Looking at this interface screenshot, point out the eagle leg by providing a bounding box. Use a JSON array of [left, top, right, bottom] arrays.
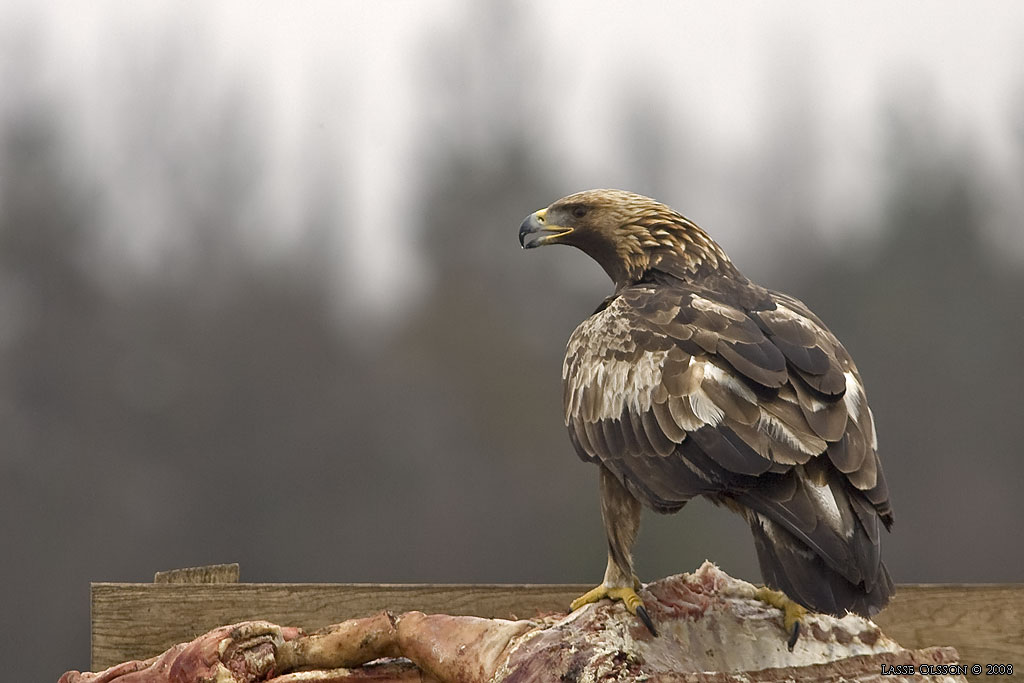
[[569, 467, 657, 636], [753, 585, 807, 651]]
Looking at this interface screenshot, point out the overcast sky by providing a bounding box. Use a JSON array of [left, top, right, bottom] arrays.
[[4, 0, 1023, 305]]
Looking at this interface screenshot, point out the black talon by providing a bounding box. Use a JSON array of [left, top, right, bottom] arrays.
[[636, 605, 658, 637], [787, 620, 801, 651]]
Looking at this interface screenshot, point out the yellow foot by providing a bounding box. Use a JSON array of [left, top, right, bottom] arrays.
[[754, 586, 808, 651], [570, 584, 658, 636]]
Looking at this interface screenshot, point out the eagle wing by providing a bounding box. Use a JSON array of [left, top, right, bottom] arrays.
[[563, 279, 892, 614]]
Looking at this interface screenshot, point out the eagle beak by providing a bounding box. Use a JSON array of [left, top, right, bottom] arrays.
[[519, 209, 573, 249]]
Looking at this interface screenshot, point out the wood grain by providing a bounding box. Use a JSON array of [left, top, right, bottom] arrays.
[[153, 563, 239, 584], [874, 583, 1024, 677], [91, 581, 1024, 676]]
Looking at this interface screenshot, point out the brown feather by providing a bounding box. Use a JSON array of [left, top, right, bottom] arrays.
[[790, 372, 849, 442], [582, 420, 611, 461], [651, 400, 687, 442], [571, 417, 597, 461], [640, 409, 677, 457]]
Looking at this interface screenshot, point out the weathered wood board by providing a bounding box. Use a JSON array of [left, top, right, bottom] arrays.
[[92, 580, 1024, 681], [874, 583, 1023, 676], [91, 581, 591, 669]]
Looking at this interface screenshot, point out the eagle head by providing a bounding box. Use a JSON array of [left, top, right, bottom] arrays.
[[519, 189, 730, 287]]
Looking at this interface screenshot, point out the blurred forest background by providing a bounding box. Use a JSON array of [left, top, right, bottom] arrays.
[[2, 1, 1024, 680]]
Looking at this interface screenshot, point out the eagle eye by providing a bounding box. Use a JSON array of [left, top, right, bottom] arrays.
[[571, 205, 588, 219]]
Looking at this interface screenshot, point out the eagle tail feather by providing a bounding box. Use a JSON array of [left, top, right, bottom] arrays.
[[748, 513, 894, 617]]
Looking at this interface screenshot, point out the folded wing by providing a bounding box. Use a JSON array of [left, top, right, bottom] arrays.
[[563, 280, 893, 615]]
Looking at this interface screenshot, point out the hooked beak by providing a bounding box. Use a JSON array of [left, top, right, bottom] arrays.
[[519, 209, 574, 249]]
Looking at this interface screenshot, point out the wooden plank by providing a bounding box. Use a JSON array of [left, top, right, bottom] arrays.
[[91, 582, 1024, 674], [874, 583, 1024, 676], [91, 582, 590, 669], [153, 563, 240, 584]]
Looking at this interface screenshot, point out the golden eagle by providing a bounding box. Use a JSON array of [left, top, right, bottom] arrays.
[[520, 189, 893, 643]]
